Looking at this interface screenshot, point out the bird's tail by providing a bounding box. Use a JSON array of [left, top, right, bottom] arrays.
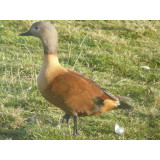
[[118, 96, 134, 110]]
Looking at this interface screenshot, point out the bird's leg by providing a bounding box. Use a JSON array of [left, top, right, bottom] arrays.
[[61, 113, 71, 124], [73, 115, 80, 136]]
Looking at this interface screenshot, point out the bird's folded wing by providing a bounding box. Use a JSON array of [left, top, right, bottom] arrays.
[[67, 69, 119, 101], [48, 69, 119, 116]]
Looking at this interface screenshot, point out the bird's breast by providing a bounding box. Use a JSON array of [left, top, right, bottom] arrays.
[[37, 68, 48, 95], [37, 60, 67, 99]]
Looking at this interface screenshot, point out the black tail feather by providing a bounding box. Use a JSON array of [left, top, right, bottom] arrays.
[[118, 101, 134, 110]]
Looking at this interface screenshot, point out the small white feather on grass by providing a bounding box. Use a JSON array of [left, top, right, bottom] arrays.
[[57, 124, 61, 129], [115, 123, 124, 135], [140, 66, 150, 70]]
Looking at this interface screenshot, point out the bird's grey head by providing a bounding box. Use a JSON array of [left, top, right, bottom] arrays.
[[20, 21, 57, 38], [20, 21, 58, 54]]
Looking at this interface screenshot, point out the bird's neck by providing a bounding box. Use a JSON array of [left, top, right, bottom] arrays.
[[41, 35, 58, 55], [42, 54, 60, 67]]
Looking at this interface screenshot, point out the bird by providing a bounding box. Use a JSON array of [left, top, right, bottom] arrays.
[[20, 21, 132, 136]]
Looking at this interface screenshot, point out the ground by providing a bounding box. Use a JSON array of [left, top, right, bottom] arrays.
[[0, 20, 160, 140]]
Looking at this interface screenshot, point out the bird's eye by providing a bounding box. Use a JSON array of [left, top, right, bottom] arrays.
[[35, 26, 38, 29]]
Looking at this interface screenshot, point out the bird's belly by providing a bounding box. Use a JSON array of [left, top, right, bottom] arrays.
[[40, 89, 72, 114]]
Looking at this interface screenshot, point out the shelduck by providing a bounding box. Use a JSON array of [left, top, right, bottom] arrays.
[[20, 21, 132, 136]]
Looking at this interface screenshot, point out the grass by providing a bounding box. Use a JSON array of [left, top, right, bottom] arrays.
[[0, 20, 160, 140]]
